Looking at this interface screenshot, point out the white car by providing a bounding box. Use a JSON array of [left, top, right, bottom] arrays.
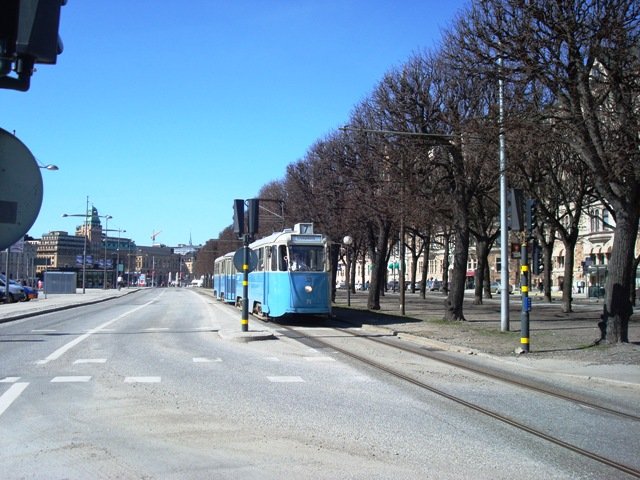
[[491, 282, 513, 294]]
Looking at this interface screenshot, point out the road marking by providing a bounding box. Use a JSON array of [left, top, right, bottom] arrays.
[[144, 327, 169, 331], [192, 357, 222, 363], [0, 382, 29, 416], [0, 377, 21, 383], [31, 329, 56, 332], [124, 377, 160, 383], [36, 298, 157, 365], [264, 357, 280, 362], [304, 356, 336, 362], [74, 358, 107, 364], [267, 376, 304, 383], [51, 376, 92, 383]]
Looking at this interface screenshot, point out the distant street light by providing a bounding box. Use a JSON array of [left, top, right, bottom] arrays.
[[104, 227, 126, 288], [102, 215, 113, 289], [343, 236, 353, 307], [37, 161, 59, 171], [62, 196, 90, 293]]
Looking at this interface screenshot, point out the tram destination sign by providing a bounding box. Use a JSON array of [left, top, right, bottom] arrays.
[[292, 234, 323, 243]]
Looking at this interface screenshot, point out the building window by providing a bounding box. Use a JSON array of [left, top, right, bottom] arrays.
[[590, 209, 601, 232], [496, 257, 502, 273], [602, 210, 611, 230]]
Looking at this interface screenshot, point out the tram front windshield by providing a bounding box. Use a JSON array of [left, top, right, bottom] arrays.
[[288, 245, 326, 272]]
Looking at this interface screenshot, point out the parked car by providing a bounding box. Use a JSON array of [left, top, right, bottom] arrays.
[[428, 280, 443, 291], [21, 284, 38, 301], [386, 280, 399, 291], [0, 276, 26, 303], [490, 281, 513, 294]]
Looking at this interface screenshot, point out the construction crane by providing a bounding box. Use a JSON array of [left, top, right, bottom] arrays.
[[151, 230, 162, 244]]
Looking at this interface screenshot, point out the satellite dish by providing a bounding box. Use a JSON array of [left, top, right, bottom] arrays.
[[0, 128, 43, 250]]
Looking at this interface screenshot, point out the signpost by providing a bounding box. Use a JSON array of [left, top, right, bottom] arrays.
[[233, 198, 260, 331]]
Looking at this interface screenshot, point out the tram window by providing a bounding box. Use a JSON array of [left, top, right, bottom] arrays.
[[279, 245, 288, 271], [271, 246, 278, 271], [257, 248, 264, 271], [289, 245, 326, 272], [265, 247, 272, 271]]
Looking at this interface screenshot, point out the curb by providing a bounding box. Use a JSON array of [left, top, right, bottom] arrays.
[[218, 329, 277, 343], [0, 289, 140, 324]]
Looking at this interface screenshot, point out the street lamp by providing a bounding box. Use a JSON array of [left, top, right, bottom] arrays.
[[102, 215, 112, 289], [343, 236, 353, 307], [340, 125, 457, 317], [37, 161, 59, 171], [104, 227, 125, 288], [62, 196, 90, 294]]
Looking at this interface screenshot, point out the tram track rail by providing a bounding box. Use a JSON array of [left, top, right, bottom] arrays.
[[336, 324, 640, 422], [271, 319, 640, 478]]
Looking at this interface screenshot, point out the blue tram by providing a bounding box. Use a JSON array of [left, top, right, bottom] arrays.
[[213, 223, 332, 318], [212, 251, 238, 303]]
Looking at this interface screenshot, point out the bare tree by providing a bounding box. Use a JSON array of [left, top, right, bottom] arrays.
[[455, 0, 640, 342]]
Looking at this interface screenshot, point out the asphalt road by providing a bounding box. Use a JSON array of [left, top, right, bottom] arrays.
[[1, 288, 637, 479]]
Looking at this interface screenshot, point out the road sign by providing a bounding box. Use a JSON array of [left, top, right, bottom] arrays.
[[233, 247, 258, 273], [0, 128, 43, 250]]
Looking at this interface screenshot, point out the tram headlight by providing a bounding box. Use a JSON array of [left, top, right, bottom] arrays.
[[304, 285, 313, 293]]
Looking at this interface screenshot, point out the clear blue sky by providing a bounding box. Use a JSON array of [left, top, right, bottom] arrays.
[[4, 0, 466, 247]]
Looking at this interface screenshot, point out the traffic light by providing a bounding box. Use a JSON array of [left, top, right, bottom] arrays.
[[507, 188, 524, 231], [247, 198, 259, 236], [0, 0, 65, 91], [16, 0, 65, 64], [532, 241, 543, 275], [526, 198, 537, 236], [233, 199, 244, 237]]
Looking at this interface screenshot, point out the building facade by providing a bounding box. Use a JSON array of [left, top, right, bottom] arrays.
[[337, 207, 640, 296]]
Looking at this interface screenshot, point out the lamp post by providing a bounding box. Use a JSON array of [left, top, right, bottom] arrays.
[[343, 236, 353, 307], [62, 196, 90, 293], [340, 126, 454, 315], [101, 215, 112, 289], [103, 227, 125, 288]]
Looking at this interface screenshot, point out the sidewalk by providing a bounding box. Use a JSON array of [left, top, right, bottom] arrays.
[[0, 288, 139, 323]]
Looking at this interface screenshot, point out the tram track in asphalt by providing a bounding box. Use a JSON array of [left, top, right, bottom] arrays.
[[267, 317, 640, 478], [332, 322, 640, 422], [194, 289, 639, 476]]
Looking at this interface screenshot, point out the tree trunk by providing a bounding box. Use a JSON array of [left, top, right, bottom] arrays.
[[420, 238, 431, 299], [441, 232, 451, 294], [542, 242, 553, 303], [473, 238, 489, 305], [366, 221, 391, 310], [560, 235, 578, 313], [599, 210, 638, 344], [330, 243, 340, 303], [444, 224, 470, 321], [632, 254, 640, 306]]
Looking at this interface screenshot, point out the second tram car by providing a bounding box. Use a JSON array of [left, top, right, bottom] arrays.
[[213, 251, 238, 303], [213, 223, 331, 318]]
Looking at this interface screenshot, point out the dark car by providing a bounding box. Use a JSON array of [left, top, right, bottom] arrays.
[[0, 276, 26, 303], [21, 284, 38, 301]]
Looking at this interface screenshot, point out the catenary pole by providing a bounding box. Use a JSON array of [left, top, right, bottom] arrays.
[[499, 57, 510, 332]]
